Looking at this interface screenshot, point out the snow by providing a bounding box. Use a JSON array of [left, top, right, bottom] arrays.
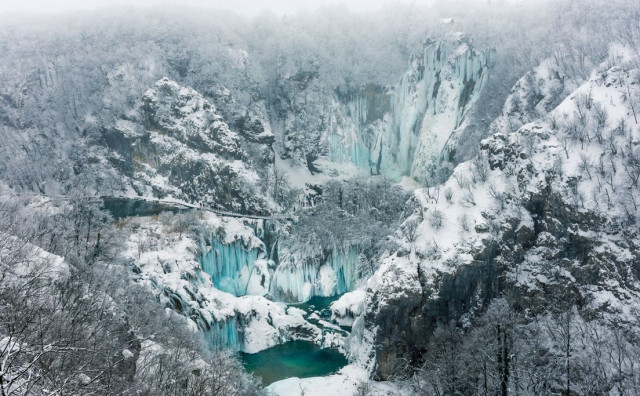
[[0, 233, 69, 281], [78, 374, 91, 386], [398, 176, 422, 191], [274, 151, 365, 191], [267, 364, 407, 396], [331, 289, 366, 327], [286, 307, 306, 318], [114, 119, 142, 137]]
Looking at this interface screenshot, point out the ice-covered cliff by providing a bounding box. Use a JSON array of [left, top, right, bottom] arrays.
[[270, 40, 491, 182], [379, 41, 490, 179]]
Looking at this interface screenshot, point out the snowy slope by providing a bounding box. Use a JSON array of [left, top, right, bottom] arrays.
[[353, 57, 640, 379]]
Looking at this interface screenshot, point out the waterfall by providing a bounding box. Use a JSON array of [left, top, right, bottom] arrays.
[[271, 246, 361, 303], [202, 316, 243, 351], [327, 41, 491, 180], [199, 236, 270, 297], [270, 260, 319, 302]]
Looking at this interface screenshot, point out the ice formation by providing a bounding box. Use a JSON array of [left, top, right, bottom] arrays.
[[270, 246, 361, 303], [327, 41, 491, 180], [199, 238, 268, 296]]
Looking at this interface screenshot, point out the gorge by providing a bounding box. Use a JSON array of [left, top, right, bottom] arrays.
[[1, 1, 640, 395]]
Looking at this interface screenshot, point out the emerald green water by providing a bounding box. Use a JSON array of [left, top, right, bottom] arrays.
[[290, 295, 336, 318], [241, 341, 348, 385]]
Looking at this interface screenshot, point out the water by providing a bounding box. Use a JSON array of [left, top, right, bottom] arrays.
[[101, 197, 187, 219], [290, 295, 336, 320], [241, 341, 348, 385], [292, 295, 352, 332]]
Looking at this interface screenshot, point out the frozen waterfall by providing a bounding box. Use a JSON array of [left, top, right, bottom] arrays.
[[327, 41, 491, 180], [271, 246, 361, 303], [199, 237, 270, 297], [203, 316, 243, 351]]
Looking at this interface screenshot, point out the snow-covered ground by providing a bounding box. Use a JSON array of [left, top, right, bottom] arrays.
[[267, 364, 407, 396]]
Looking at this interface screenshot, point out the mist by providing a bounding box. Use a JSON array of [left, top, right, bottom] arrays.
[[0, 0, 553, 17], [2, 0, 438, 17]]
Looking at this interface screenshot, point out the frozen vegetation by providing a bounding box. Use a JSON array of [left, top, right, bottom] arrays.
[[1, 1, 640, 395]]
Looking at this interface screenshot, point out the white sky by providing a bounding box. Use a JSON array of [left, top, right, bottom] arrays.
[[0, 0, 442, 16]]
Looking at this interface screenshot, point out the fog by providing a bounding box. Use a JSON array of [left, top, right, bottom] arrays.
[[1, 0, 437, 16], [1, 0, 548, 17]]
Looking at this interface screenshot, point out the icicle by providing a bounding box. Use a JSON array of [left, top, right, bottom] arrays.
[[199, 237, 262, 296], [270, 246, 361, 302], [203, 316, 243, 351]]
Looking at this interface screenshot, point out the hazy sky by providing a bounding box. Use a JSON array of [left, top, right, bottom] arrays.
[[0, 0, 442, 16]]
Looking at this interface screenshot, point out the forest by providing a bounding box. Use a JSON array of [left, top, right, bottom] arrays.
[[1, 0, 640, 395]]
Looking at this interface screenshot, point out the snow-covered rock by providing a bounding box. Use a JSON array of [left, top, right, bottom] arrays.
[[356, 59, 640, 379], [103, 78, 274, 213], [330, 289, 366, 327]]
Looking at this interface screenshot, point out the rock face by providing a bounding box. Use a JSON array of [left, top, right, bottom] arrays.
[[270, 40, 491, 180], [102, 78, 274, 214], [358, 64, 640, 379]]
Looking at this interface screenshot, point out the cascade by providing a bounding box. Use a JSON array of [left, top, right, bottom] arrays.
[[327, 41, 491, 180], [202, 316, 243, 350], [327, 88, 388, 176], [199, 237, 264, 296], [271, 246, 361, 303], [271, 260, 319, 302], [261, 220, 280, 262]]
